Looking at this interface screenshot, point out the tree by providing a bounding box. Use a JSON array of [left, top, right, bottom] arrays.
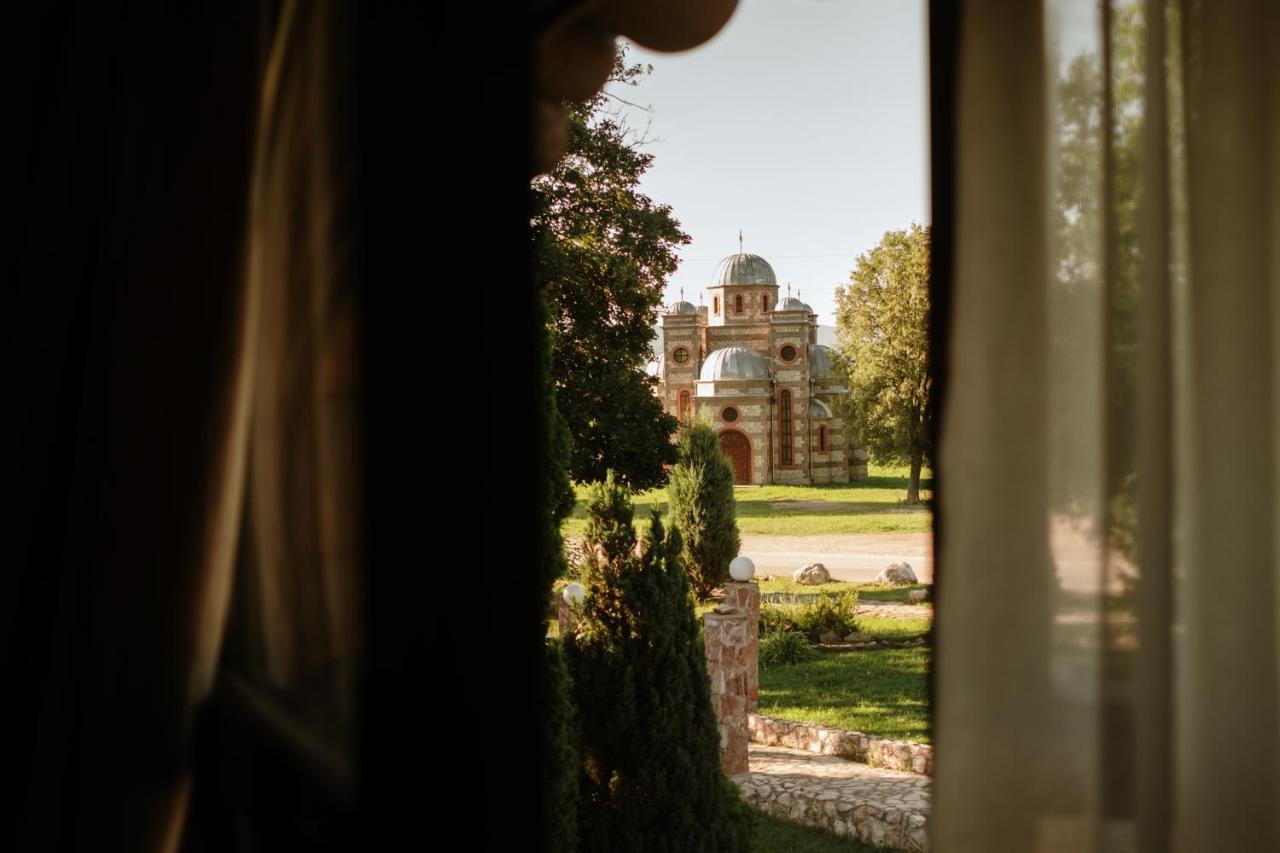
[[564, 474, 752, 853], [534, 292, 580, 851], [666, 420, 741, 599], [835, 223, 932, 503], [531, 46, 687, 491]]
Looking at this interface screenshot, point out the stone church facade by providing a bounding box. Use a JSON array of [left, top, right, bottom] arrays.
[[655, 251, 868, 485]]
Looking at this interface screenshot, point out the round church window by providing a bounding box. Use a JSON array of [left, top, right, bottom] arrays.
[[721, 407, 739, 423], [672, 347, 690, 364], [779, 344, 798, 363]]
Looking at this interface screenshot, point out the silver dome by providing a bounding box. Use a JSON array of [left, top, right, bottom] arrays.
[[809, 344, 835, 379], [776, 296, 811, 312], [808, 399, 833, 419], [666, 300, 697, 315], [699, 347, 770, 381], [713, 253, 777, 287]]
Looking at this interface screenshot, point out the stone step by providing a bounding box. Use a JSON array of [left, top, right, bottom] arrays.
[[734, 744, 931, 852]]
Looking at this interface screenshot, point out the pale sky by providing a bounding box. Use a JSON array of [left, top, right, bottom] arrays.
[[614, 0, 929, 327]]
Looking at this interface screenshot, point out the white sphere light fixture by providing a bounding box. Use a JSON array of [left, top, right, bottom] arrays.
[[563, 583, 585, 606], [729, 555, 756, 582]]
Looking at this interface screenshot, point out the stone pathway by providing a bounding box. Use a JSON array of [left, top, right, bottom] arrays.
[[856, 601, 932, 620], [735, 744, 931, 851]]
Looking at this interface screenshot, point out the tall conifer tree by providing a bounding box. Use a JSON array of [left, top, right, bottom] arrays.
[[565, 474, 752, 852]]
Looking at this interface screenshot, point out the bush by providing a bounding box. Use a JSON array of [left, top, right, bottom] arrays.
[[760, 629, 816, 668], [543, 640, 580, 851], [667, 420, 741, 598], [758, 590, 860, 643], [565, 473, 752, 853]]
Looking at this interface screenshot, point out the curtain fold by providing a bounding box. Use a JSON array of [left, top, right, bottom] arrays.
[[935, 1, 1280, 850]]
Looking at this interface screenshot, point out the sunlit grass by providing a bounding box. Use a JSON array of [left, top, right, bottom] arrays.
[[562, 464, 933, 538], [757, 647, 930, 743]]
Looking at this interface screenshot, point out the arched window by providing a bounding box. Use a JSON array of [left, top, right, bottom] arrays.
[[678, 390, 691, 424], [713, 296, 720, 315], [734, 294, 744, 313], [761, 294, 769, 312], [779, 390, 793, 465], [818, 425, 828, 452]]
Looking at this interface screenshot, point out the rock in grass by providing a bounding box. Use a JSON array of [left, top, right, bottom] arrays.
[[907, 588, 928, 603], [876, 562, 917, 585], [819, 630, 841, 645], [843, 631, 873, 643], [793, 563, 831, 585]]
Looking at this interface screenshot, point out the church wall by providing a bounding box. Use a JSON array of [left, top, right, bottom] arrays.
[[705, 285, 780, 326], [695, 390, 769, 485]]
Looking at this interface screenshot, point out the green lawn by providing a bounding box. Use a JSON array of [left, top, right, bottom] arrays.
[[854, 616, 931, 641], [752, 813, 893, 852], [562, 465, 933, 538], [758, 647, 931, 743]]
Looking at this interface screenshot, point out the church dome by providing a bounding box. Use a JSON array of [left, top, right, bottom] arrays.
[[714, 253, 777, 287], [809, 344, 835, 379], [808, 399, 833, 419], [666, 300, 697, 315], [699, 347, 770, 381], [777, 296, 811, 312]]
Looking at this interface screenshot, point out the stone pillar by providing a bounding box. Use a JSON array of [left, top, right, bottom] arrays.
[[557, 600, 576, 637], [703, 607, 750, 775], [722, 581, 760, 711]]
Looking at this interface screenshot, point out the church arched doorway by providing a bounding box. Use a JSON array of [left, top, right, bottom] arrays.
[[719, 429, 751, 485]]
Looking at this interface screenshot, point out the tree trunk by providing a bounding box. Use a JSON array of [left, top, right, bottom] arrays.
[[907, 453, 923, 504]]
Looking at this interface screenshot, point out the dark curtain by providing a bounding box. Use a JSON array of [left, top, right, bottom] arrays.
[[7, 1, 542, 850], [6, 2, 265, 850]]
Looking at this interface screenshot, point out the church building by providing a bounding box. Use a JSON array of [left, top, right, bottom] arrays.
[[655, 250, 866, 485]]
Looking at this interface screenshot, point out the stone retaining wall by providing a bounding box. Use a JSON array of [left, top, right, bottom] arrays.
[[748, 713, 934, 776]]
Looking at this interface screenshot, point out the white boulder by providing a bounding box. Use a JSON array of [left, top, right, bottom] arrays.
[[876, 562, 918, 585], [793, 562, 831, 585]]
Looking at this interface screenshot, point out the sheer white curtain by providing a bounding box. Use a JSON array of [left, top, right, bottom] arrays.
[[933, 1, 1279, 850]]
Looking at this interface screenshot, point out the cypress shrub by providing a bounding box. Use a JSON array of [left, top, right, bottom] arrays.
[[566, 473, 753, 852], [536, 292, 580, 850], [666, 421, 741, 599]]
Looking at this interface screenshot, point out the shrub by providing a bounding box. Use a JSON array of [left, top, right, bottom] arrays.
[[760, 629, 816, 668], [667, 420, 741, 598], [543, 640, 580, 851], [758, 590, 860, 643], [565, 473, 752, 853], [798, 590, 860, 641]]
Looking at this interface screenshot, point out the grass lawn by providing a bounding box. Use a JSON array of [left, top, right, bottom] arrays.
[[758, 646, 930, 743], [751, 813, 893, 852], [853, 616, 931, 641], [562, 464, 932, 538]]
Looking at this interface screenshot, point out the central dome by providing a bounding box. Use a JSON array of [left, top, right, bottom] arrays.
[[714, 253, 777, 287], [700, 347, 770, 381]]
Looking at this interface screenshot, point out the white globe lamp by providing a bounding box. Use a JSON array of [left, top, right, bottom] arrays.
[[563, 583, 585, 606], [729, 555, 756, 582]]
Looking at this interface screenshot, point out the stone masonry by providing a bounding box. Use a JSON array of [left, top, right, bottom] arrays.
[[703, 606, 752, 775], [721, 581, 760, 711], [748, 713, 934, 776]]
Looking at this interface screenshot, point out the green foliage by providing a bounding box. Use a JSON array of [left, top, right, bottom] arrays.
[[565, 473, 752, 852], [535, 289, 579, 850], [532, 45, 686, 491], [666, 420, 741, 598], [760, 629, 816, 668], [544, 641, 580, 851], [759, 590, 860, 643], [834, 223, 932, 502]]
